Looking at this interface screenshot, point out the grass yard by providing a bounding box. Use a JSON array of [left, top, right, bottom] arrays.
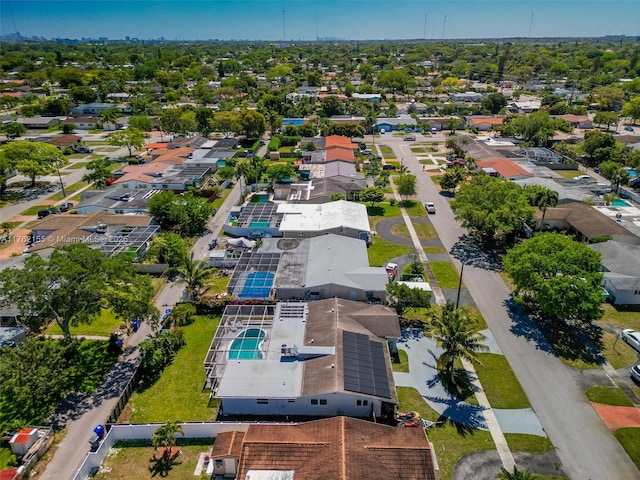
[[473, 353, 530, 409], [467, 306, 488, 330], [67, 154, 89, 160], [430, 261, 461, 289], [411, 147, 427, 153], [504, 433, 555, 455], [93, 441, 211, 480], [396, 387, 495, 480], [392, 349, 409, 372], [64, 161, 90, 170], [600, 303, 640, 331], [424, 246, 446, 254], [379, 145, 396, 159], [401, 199, 423, 216], [211, 188, 232, 210], [20, 204, 49, 216], [203, 272, 231, 295], [367, 235, 413, 267], [46, 308, 123, 337], [124, 315, 221, 424], [390, 221, 437, 241], [585, 386, 634, 406], [554, 169, 587, 180], [614, 428, 640, 470], [48, 181, 88, 200], [366, 202, 402, 230], [560, 331, 637, 370]]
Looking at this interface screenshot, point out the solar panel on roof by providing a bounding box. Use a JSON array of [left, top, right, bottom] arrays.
[[342, 331, 391, 399]]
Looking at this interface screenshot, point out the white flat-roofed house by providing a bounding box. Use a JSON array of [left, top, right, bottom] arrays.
[[277, 200, 370, 240]]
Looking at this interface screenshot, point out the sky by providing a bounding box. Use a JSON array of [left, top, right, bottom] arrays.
[[1, 0, 639, 41]]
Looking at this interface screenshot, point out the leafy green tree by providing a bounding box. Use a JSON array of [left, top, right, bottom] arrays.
[[359, 187, 386, 206], [621, 96, 640, 123], [593, 85, 625, 111], [69, 85, 97, 103], [1, 122, 26, 140], [3, 141, 67, 187], [321, 96, 345, 117], [210, 111, 240, 138], [504, 233, 604, 323], [238, 110, 266, 139], [599, 161, 631, 193], [330, 192, 346, 201], [152, 422, 185, 463], [82, 157, 114, 188], [581, 130, 616, 166], [99, 108, 121, 128], [450, 175, 535, 245], [139, 330, 186, 384], [148, 190, 211, 237], [426, 300, 487, 386], [61, 123, 76, 134], [167, 303, 197, 328], [147, 232, 188, 267], [395, 174, 417, 201], [440, 168, 465, 194], [216, 165, 236, 181], [43, 97, 71, 115], [531, 187, 559, 230], [481, 93, 508, 114], [266, 163, 295, 183], [386, 282, 432, 316], [0, 243, 159, 337], [108, 128, 145, 156], [173, 253, 212, 301], [593, 111, 618, 131], [376, 69, 416, 92], [508, 111, 563, 147], [128, 115, 154, 132], [445, 117, 463, 134]]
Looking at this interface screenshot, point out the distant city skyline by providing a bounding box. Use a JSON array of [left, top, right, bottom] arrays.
[[1, 1, 639, 42]]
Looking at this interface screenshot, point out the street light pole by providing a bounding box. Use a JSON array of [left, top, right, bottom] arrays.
[[455, 262, 465, 308], [56, 163, 66, 198]]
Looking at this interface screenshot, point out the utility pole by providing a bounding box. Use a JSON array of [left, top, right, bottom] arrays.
[[455, 262, 464, 308], [423, 13, 428, 40], [442, 15, 447, 40]]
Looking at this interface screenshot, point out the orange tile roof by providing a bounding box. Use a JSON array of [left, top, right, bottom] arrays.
[[234, 417, 437, 480], [115, 162, 169, 184], [477, 158, 533, 179], [150, 147, 194, 164], [145, 142, 169, 149], [324, 135, 357, 149], [325, 145, 355, 162], [470, 117, 504, 126]]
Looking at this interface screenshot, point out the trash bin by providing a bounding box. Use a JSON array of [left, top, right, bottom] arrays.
[[132, 319, 140, 332], [93, 424, 105, 437]]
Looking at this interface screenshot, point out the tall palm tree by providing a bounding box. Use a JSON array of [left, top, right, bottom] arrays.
[[533, 188, 559, 230], [152, 421, 185, 463], [174, 252, 211, 301], [426, 300, 487, 387], [610, 167, 630, 193], [497, 466, 535, 480]]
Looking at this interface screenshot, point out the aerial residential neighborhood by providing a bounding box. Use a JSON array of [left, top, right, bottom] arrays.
[[0, 11, 640, 480]]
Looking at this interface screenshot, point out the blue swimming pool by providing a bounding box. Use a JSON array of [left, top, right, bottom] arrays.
[[612, 198, 631, 207], [240, 271, 274, 298], [627, 169, 638, 177], [229, 328, 265, 360]]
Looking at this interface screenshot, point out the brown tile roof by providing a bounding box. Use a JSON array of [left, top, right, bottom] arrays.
[[477, 158, 533, 179], [150, 146, 194, 164], [114, 162, 170, 184], [469, 117, 504, 126], [46, 134, 82, 148], [211, 430, 244, 458], [235, 416, 437, 480], [325, 145, 355, 162], [324, 135, 357, 149], [558, 114, 589, 123], [535, 203, 635, 241]]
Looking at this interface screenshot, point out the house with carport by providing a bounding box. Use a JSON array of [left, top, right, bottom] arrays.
[[589, 241, 640, 305]]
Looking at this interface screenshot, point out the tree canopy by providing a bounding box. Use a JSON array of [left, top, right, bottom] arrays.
[[0, 243, 159, 337], [2, 141, 68, 187], [108, 128, 146, 156], [503, 233, 604, 323], [359, 187, 386, 206], [386, 282, 432, 316], [148, 189, 211, 237], [450, 174, 535, 245]]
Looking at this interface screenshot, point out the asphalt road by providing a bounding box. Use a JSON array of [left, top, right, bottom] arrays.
[[385, 133, 640, 479]]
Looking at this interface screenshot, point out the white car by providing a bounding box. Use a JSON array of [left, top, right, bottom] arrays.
[[425, 202, 436, 214], [631, 365, 640, 383], [622, 329, 640, 353]]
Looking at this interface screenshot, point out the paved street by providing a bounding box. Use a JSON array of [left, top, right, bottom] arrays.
[[383, 133, 640, 480]]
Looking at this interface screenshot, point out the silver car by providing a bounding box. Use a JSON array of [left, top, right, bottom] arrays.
[[622, 329, 640, 353], [425, 202, 436, 214]]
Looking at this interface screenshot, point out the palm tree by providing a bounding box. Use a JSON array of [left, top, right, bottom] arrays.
[[610, 167, 630, 193], [426, 300, 487, 387], [152, 422, 184, 463], [533, 188, 559, 230], [174, 252, 211, 301], [497, 466, 535, 480]]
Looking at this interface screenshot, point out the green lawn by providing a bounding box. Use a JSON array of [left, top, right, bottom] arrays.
[[430, 261, 461, 289], [203, 273, 231, 295], [48, 181, 88, 200], [390, 222, 437, 241], [367, 234, 413, 267], [0, 447, 12, 471], [64, 161, 90, 170], [614, 428, 640, 470], [504, 433, 555, 455], [379, 145, 396, 159], [424, 246, 446, 254], [473, 353, 530, 409], [392, 349, 409, 372], [396, 387, 495, 480], [20, 204, 49, 216], [585, 386, 634, 406], [411, 147, 427, 153], [211, 188, 232, 210], [402, 199, 424, 216], [124, 315, 221, 423], [46, 309, 123, 337], [93, 441, 211, 480], [560, 331, 637, 370], [554, 170, 587, 180], [600, 303, 640, 331]]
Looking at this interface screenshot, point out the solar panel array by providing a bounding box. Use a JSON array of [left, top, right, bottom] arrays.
[[342, 331, 391, 399]]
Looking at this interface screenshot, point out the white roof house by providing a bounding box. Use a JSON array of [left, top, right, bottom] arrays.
[[277, 200, 370, 239]]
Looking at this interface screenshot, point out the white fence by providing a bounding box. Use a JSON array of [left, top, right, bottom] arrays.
[[72, 422, 285, 480]]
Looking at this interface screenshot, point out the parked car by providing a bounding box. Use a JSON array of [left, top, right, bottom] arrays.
[[622, 329, 640, 353], [404, 135, 416, 141], [431, 127, 438, 134], [624, 126, 634, 132], [425, 202, 436, 214], [37, 209, 51, 219], [362, 149, 373, 155], [58, 202, 74, 212], [73, 146, 94, 154], [631, 364, 640, 383]]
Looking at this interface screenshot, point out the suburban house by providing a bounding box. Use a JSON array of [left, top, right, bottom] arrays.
[[555, 114, 593, 130], [514, 177, 605, 206], [75, 187, 161, 214], [507, 101, 541, 114], [536, 202, 639, 244], [71, 102, 128, 115], [45, 134, 82, 150], [113, 162, 210, 190], [465, 115, 505, 131], [226, 234, 387, 302], [450, 91, 484, 102], [16, 117, 60, 129], [476, 158, 534, 180], [351, 92, 382, 102], [375, 115, 417, 132], [204, 299, 399, 418], [210, 416, 438, 480], [26, 211, 158, 259], [589, 241, 640, 305], [61, 116, 100, 130]]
